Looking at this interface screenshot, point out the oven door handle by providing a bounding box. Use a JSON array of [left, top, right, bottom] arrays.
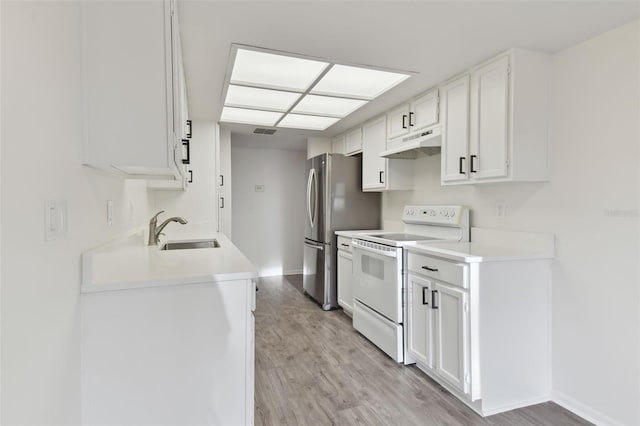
[[351, 240, 397, 258]]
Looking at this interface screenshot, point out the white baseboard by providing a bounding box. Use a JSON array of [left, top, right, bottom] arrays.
[[481, 395, 550, 417], [552, 390, 624, 426], [283, 269, 302, 275]]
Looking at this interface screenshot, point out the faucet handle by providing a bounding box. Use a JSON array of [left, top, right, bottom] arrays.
[[150, 210, 165, 222]]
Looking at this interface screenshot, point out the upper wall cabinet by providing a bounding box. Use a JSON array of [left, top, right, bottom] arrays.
[[441, 49, 550, 185], [81, 0, 189, 187], [362, 115, 413, 192], [345, 127, 363, 155], [331, 134, 346, 155], [387, 89, 439, 146]]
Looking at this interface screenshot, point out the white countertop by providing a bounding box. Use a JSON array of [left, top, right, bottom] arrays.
[[82, 223, 257, 293], [406, 228, 555, 263], [407, 241, 554, 263], [335, 229, 384, 238]]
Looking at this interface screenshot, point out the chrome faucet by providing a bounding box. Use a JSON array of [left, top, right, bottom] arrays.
[[148, 211, 188, 245]]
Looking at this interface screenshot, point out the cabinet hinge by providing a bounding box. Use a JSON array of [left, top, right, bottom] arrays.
[[506, 66, 511, 75], [505, 159, 510, 168], [464, 373, 470, 384], [463, 301, 469, 313]]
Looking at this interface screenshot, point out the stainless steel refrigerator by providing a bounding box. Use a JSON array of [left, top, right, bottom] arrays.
[[303, 153, 381, 310]]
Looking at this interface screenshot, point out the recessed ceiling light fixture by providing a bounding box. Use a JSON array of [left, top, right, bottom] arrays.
[[220, 45, 414, 131]]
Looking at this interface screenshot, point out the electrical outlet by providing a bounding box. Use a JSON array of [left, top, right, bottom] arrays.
[[255, 185, 265, 192], [495, 202, 507, 219]]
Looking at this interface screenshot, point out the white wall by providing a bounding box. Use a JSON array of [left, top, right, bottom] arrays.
[[152, 121, 218, 225], [1, 2, 154, 424], [231, 143, 306, 276], [383, 20, 639, 425]]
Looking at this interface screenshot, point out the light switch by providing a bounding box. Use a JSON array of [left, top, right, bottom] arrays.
[[495, 202, 507, 219], [107, 200, 114, 226], [45, 199, 67, 241], [255, 185, 265, 192]]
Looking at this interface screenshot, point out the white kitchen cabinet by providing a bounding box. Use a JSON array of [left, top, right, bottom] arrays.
[[81, 278, 255, 425], [217, 127, 232, 237], [362, 115, 413, 191], [441, 75, 471, 183], [336, 236, 354, 315], [433, 281, 469, 395], [81, 0, 189, 186], [345, 127, 363, 155], [406, 239, 552, 417], [441, 49, 550, 185], [331, 134, 346, 155], [387, 89, 439, 147], [407, 267, 469, 396], [407, 274, 434, 368]]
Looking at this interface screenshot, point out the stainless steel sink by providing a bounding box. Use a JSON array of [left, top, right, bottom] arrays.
[[160, 239, 220, 250]]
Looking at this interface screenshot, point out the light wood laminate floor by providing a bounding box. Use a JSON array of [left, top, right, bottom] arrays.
[[255, 275, 590, 426]]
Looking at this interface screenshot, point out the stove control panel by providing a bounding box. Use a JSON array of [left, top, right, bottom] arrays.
[[402, 205, 468, 225]]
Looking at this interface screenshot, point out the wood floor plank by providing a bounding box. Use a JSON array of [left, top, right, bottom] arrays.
[[255, 276, 592, 426]]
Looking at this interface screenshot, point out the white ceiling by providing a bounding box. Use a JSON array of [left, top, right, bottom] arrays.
[[178, 1, 639, 149]]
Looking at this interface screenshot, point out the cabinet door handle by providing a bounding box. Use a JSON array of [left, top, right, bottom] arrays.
[[459, 156, 466, 174], [186, 120, 192, 138], [470, 155, 477, 173], [431, 290, 439, 309], [422, 287, 429, 305], [421, 265, 438, 272], [182, 139, 190, 165], [220, 174, 224, 187], [402, 114, 408, 129], [188, 170, 193, 183], [340, 243, 350, 247], [379, 171, 384, 184], [409, 111, 415, 127], [219, 197, 224, 209]]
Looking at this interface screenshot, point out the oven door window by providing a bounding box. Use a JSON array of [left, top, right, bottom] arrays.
[[353, 248, 402, 324]]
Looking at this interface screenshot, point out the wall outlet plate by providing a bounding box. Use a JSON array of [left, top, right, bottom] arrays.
[[255, 185, 265, 192], [495, 202, 507, 219]]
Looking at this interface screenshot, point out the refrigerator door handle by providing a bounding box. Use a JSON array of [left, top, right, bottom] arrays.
[[307, 168, 317, 229], [303, 241, 324, 251]]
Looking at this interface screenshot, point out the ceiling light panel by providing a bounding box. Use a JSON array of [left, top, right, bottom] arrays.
[[292, 95, 367, 117], [220, 107, 282, 127], [311, 64, 410, 99], [224, 85, 300, 112], [277, 114, 340, 131], [230, 49, 330, 92]]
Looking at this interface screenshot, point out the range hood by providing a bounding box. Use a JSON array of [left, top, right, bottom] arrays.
[[380, 127, 441, 159]]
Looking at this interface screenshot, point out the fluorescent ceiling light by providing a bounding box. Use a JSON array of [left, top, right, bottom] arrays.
[[277, 114, 340, 131], [311, 64, 410, 99], [224, 85, 301, 112], [292, 95, 367, 117], [220, 107, 282, 127], [230, 49, 330, 92]]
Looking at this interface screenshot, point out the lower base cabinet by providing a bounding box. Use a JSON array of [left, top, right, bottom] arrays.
[[407, 250, 551, 417], [336, 236, 354, 315], [81, 279, 256, 425]]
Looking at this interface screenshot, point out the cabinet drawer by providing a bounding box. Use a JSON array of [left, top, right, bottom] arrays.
[[337, 236, 353, 253], [407, 252, 468, 288]]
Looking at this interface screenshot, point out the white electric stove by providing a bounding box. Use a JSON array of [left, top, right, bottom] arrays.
[[350, 205, 469, 364]]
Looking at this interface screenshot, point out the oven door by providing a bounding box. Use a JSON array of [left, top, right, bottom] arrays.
[[352, 241, 403, 324]]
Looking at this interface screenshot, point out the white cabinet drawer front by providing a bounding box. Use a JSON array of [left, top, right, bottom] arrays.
[[407, 253, 468, 288], [337, 236, 353, 253]]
